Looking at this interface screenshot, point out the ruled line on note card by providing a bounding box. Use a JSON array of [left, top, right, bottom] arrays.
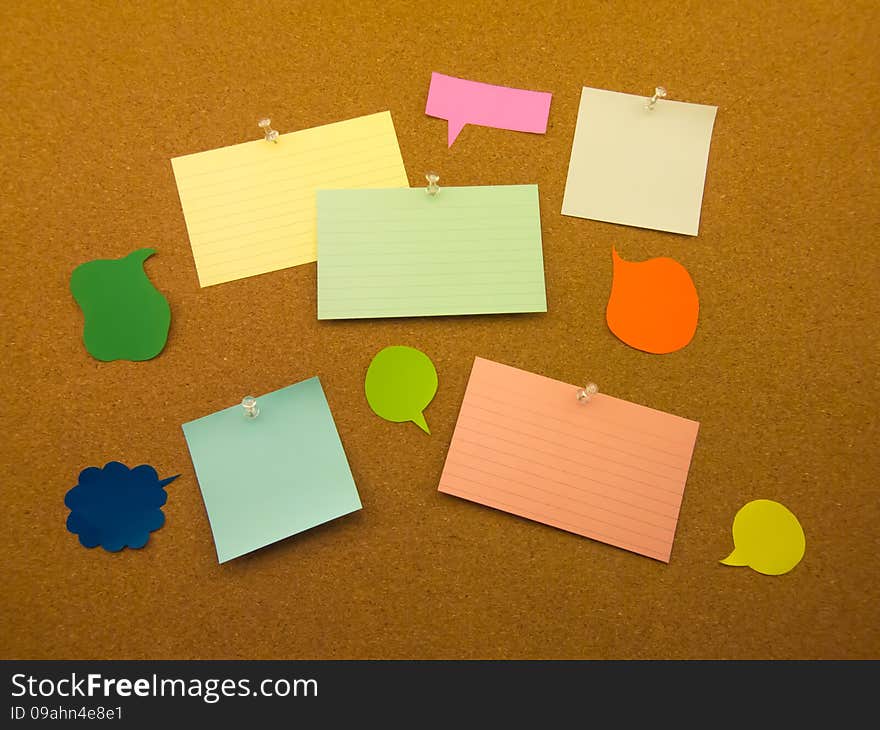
[[438, 357, 700, 562], [316, 184, 547, 319], [170, 111, 408, 287]]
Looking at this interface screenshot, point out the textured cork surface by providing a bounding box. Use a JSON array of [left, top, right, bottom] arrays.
[[1, 0, 877, 659]]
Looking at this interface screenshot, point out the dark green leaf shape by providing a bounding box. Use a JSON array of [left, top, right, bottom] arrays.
[[70, 248, 171, 362]]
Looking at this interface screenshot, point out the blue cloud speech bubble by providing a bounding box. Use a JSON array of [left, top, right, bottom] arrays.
[[64, 461, 179, 551]]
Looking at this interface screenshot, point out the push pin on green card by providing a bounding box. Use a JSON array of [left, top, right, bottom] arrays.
[[426, 172, 440, 196], [258, 118, 279, 143], [242, 396, 260, 419], [645, 86, 667, 111], [576, 382, 598, 403]]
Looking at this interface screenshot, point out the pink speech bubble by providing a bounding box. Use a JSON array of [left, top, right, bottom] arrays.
[[425, 72, 553, 147]]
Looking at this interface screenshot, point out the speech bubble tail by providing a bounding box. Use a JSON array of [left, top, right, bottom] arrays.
[[412, 412, 431, 434], [159, 474, 181, 488], [447, 119, 466, 147], [720, 548, 749, 567]]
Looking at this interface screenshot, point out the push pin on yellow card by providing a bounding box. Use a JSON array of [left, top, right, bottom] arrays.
[[576, 382, 599, 403], [426, 172, 440, 196], [645, 86, 667, 111], [241, 395, 260, 419], [258, 118, 279, 143]]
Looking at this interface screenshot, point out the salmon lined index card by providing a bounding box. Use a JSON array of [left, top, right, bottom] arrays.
[[171, 111, 408, 287], [438, 357, 700, 562]]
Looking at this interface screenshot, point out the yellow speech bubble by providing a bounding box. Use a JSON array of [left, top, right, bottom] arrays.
[[720, 499, 805, 576]]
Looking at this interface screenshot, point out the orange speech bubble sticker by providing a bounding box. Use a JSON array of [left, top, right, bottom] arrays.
[[606, 247, 699, 354]]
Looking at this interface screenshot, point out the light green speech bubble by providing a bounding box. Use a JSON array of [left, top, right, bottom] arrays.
[[365, 346, 438, 434]]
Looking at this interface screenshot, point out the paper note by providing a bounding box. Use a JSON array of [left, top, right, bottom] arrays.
[[317, 185, 547, 319], [181, 377, 361, 562], [365, 345, 438, 434], [562, 87, 717, 236], [70, 249, 171, 361], [65, 462, 179, 551], [171, 111, 408, 287], [425, 72, 552, 146], [438, 357, 700, 562], [606, 247, 699, 354], [721, 500, 805, 576]]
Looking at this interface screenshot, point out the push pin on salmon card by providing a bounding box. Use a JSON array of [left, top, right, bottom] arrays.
[[425, 72, 552, 147]]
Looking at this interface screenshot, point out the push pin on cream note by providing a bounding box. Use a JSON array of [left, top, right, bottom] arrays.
[[645, 86, 667, 111]]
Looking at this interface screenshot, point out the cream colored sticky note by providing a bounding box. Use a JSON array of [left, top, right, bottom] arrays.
[[171, 111, 409, 287], [438, 357, 700, 562], [562, 87, 717, 236]]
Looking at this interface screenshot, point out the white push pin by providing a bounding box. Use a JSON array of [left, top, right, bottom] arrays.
[[258, 118, 279, 143], [576, 382, 599, 403], [426, 172, 440, 196], [242, 395, 260, 419], [645, 86, 667, 111]]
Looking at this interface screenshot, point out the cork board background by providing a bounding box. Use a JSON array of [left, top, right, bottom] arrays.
[[2, 1, 878, 660]]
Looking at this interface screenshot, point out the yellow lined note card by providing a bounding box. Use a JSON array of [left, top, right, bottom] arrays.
[[170, 111, 409, 287]]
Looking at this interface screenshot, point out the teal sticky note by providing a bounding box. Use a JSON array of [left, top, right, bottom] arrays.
[[317, 185, 547, 319], [181, 377, 361, 563]]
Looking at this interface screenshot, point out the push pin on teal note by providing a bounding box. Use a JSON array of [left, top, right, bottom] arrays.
[[645, 86, 667, 111], [258, 118, 279, 143], [426, 172, 440, 197], [576, 382, 598, 403], [241, 395, 260, 419]]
